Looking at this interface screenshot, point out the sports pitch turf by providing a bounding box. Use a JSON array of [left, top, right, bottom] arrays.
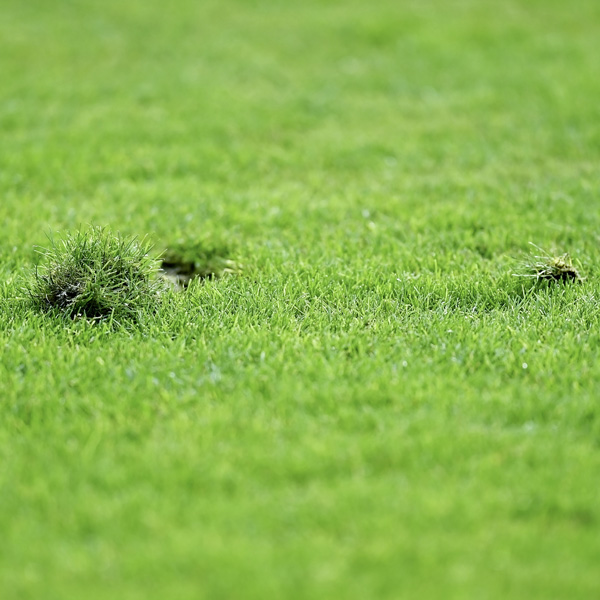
[[1, 1, 600, 598]]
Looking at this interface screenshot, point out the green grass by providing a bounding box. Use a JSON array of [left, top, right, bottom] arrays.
[[27, 227, 163, 321], [1, 0, 600, 598]]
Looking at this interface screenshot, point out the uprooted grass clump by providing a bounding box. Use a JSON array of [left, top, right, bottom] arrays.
[[515, 243, 583, 283], [28, 227, 164, 321], [160, 238, 241, 289]]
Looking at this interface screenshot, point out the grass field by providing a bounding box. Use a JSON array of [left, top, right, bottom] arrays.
[[1, 0, 600, 598]]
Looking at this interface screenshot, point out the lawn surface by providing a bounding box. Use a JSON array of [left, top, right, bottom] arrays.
[[1, 0, 600, 598]]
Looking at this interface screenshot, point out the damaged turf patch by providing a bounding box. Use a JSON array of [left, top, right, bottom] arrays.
[[159, 240, 241, 289], [515, 243, 583, 283], [27, 227, 164, 322]]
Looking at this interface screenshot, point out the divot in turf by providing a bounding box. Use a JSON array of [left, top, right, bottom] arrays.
[[159, 239, 241, 290], [27, 227, 164, 322], [514, 243, 583, 284]]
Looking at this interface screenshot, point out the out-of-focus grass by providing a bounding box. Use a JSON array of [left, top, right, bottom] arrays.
[[1, 1, 600, 598]]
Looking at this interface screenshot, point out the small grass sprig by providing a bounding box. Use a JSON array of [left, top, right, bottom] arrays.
[[515, 243, 583, 283], [28, 227, 164, 321]]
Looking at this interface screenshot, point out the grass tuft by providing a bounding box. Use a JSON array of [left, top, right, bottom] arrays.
[[27, 227, 164, 322], [515, 243, 583, 283]]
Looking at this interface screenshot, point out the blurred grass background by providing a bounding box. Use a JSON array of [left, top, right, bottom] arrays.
[[1, 1, 600, 599]]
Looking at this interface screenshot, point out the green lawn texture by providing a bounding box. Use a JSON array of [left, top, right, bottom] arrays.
[[1, 0, 600, 598]]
